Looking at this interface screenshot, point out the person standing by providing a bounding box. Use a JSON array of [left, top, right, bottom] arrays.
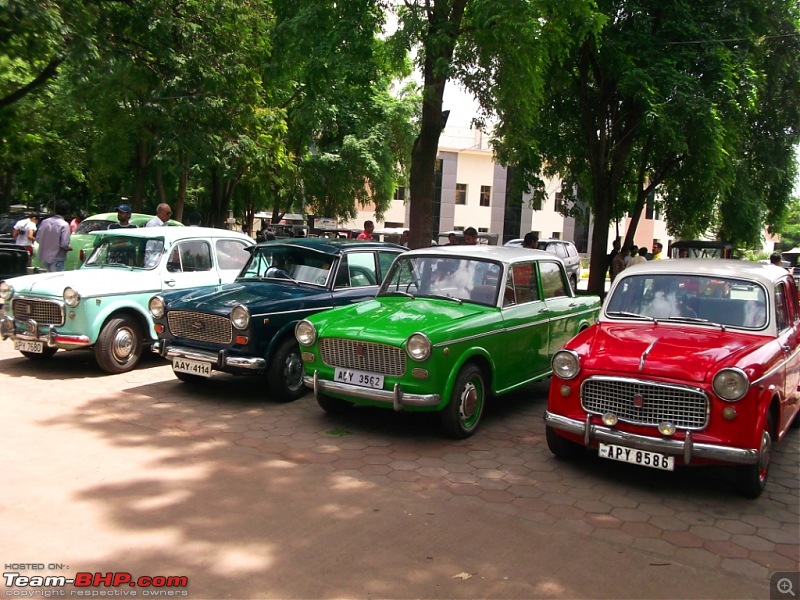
[[357, 220, 375, 240], [651, 242, 666, 260], [522, 232, 538, 249], [400, 230, 410, 247], [463, 227, 478, 245], [36, 200, 72, 272], [610, 245, 627, 282], [146, 203, 172, 227], [108, 204, 137, 229], [12, 213, 38, 266], [629, 246, 648, 267], [69, 210, 88, 232]]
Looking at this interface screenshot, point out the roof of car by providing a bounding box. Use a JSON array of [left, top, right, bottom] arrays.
[[257, 237, 406, 254], [84, 212, 183, 227], [92, 226, 253, 243], [402, 244, 560, 264], [620, 258, 790, 287]]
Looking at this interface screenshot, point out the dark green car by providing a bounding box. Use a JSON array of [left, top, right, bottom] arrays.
[[296, 246, 602, 438], [149, 238, 406, 401]]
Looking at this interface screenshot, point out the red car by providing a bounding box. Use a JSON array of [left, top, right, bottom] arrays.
[[544, 259, 800, 497]]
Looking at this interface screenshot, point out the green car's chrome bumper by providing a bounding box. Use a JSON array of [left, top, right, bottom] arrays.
[[304, 370, 440, 411]]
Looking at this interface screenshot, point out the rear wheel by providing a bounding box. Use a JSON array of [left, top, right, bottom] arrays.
[[441, 364, 485, 439], [735, 412, 773, 498], [94, 316, 143, 374], [20, 346, 58, 360], [268, 338, 306, 402], [316, 392, 354, 414], [546, 426, 585, 459]]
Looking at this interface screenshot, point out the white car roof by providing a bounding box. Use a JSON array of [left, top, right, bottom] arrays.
[[402, 244, 558, 264], [92, 226, 254, 244], [619, 258, 789, 288]]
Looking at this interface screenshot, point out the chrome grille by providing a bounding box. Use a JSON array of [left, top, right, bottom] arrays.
[[581, 376, 709, 430], [12, 298, 64, 326], [167, 311, 232, 344], [320, 338, 406, 376]]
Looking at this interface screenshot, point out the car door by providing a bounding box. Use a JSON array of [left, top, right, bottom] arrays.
[[214, 238, 252, 282], [160, 239, 218, 290], [539, 260, 581, 356], [775, 279, 800, 431], [332, 251, 383, 304]]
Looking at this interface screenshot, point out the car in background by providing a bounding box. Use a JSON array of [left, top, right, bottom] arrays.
[[0, 211, 53, 243], [44, 212, 184, 271], [0, 227, 253, 373], [544, 259, 800, 498], [505, 238, 581, 291], [669, 240, 734, 259], [296, 245, 601, 438], [0, 242, 29, 282], [149, 239, 406, 402]]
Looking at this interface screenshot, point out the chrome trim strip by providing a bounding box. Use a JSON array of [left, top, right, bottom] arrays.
[[252, 306, 335, 319], [751, 352, 799, 386], [304, 372, 439, 408], [162, 344, 266, 370], [543, 411, 758, 465]]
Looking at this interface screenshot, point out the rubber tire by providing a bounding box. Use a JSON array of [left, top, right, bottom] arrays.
[[316, 392, 354, 414], [546, 425, 585, 459], [735, 412, 773, 498], [20, 346, 58, 360], [174, 371, 206, 384], [94, 316, 144, 374], [441, 363, 486, 439], [268, 337, 306, 402]]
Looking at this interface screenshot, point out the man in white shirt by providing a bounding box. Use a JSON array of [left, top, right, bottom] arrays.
[[13, 213, 38, 266], [146, 204, 172, 227]]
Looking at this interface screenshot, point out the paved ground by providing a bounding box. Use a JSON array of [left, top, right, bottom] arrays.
[[1, 341, 798, 599]]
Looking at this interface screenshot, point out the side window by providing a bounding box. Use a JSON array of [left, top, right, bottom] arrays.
[[377, 251, 398, 283], [785, 279, 799, 323], [346, 252, 378, 287], [215, 240, 251, 271], [174, 240, 212, 272], [775, 283, 790, 331], [540, 261, 569, 299], [508, 263, 539, 305], [554, 243, 568, 259]]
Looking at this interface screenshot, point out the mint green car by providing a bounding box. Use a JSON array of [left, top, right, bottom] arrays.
[[296, 245, 601, 438]]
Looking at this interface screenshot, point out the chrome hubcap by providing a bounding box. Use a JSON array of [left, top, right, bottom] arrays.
[[112, 328, 135, 362], [285, 353, 303, 390], [460, 382, 479, 421]]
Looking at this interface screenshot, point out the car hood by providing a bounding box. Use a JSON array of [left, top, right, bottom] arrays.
[[578, 324, 766, 383], [164, 280, 332, 315], [313, 297, 489, 345], [6, 268, 160, 298]]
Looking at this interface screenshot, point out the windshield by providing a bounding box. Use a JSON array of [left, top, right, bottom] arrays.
[[84, 236, 165, 270], [239, 245, 333, 285], [379, 255, 503, 306], [606, 274, 768, 329]]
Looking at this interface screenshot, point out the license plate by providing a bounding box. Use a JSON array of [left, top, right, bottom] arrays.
[[172, 358, 212, 377], [14, 340, 43, 353], [598, 443, 674, 471], [334, 367, 384, 389]]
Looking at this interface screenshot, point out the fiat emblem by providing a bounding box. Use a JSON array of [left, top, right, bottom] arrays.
[[632, 394, 644, 409], [356, 345, 365, 357], [191, 320, 204, 331]]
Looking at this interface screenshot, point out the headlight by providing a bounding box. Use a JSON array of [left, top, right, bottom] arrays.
[[230, 305, 250, 329], [406, 333, 431, 361], [295, 320, 317, 346], [149, 296, 165, 319], [713, 368, 749, 401], [0, 282, 13, 301], [63, 287, 81, 307], [552, 350, 580, 380]]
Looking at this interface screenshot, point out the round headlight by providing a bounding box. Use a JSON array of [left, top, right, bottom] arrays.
[[149, 296, 165, 319], [295, 320, 317, 346], [0, 282, 13, 301], [231, 305, 250, 330], [552, 350, 580, 380], [712, 368, 749, 401], [63, 287, 81, 307], [406, 333, 431, 361]]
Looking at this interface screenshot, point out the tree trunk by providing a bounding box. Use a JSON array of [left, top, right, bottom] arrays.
[[132, 134, 149, 212], [175, 156, 189, 224]]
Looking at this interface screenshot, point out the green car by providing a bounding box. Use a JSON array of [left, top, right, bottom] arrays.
[[296, 245, 602, 438]]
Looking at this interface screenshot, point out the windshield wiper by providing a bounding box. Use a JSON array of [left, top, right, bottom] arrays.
[[381, 290, 414, 298], [606, 311, 656, 321], [424, 293, 463, 304], [99, 262, 132, 269], [661, 316, 710, 324]]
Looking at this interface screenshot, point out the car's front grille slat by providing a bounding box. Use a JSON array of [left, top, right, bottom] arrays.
[[320, 338, 406, 376], [581, 376, 709, 430], [12, 298, 64, 325], [167, 311, 232, 344]]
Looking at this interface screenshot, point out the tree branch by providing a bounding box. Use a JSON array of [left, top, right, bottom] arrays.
[[0, 57, 63, 110]]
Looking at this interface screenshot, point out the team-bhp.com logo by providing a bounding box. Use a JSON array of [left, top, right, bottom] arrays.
[[4, 571, 189, 596]]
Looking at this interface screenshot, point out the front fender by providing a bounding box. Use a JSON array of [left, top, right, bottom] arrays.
[[84, 299, 156, 343], [440, 346, 496, 409]]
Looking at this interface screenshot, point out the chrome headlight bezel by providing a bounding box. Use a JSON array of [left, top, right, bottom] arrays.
[[230, 305, 250, 330], [406, 332, 432, 361], [552, 349, 580, 380], [0, 282, 13, 301], [63, 287, 81, 307], [295, 320, 317, 346], [712, 367, 749, 402], [148, 296, 165, 319]]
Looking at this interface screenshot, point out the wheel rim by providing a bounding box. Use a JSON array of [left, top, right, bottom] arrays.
[[757, 429, 771, 484], [111, 327, 136, 363], [458, 379, 483, 429], [284, 350, 303, 392]]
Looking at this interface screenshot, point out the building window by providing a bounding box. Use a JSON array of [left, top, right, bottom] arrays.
[[478, 227, 489, 233], [394, 186, 406, 201], [551, 232, 561, 240], [554, 192, 565, 213], [480, 185, 491, 207], [455, 183, 467, 205], [646, 201, 660, 220]]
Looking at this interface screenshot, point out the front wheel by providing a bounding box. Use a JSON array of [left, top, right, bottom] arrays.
[[735, 412, 773, 498], [20, 346, 58, 360], [267, 338, 306, 402], [94, 316, 143, 374], [440, 364, 486, 439]]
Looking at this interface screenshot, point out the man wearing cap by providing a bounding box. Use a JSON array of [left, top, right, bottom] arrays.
[[108, 204, 137, 229], [146, 203, 172, 227]]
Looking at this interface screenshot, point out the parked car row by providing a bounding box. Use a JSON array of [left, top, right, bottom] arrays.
[[1, 230, 798, 497]]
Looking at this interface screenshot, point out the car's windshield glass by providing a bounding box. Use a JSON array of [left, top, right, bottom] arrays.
[[239, 245, 333, 285], [84, 236, 165, 270], [379, 255, 503, 306], [75, 219, 113, 234], [606, 274, 768, 329]]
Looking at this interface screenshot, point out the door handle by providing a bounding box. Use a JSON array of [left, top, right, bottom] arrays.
[[164, 279, 176, 287]]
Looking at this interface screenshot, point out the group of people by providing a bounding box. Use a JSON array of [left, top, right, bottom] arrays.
[[12, 201, 176, 272], [608, 240, 666, 282], [356, 220, 411, 247]]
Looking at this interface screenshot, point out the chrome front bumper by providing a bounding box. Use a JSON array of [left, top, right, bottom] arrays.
[[304, 370, 440, 411], [0, 316, 90, 349], [154, 340, 266, 371], [543, 411, 759, 465]]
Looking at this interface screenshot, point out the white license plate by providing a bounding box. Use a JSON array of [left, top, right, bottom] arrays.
[[14, 340, 43, 353], [172, 358, 212, 377], [598, 443, 674, 471], [334, 367, 384, 389]]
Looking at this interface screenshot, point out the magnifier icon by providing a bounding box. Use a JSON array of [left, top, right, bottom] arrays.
[[777, 578, 796, 596]]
